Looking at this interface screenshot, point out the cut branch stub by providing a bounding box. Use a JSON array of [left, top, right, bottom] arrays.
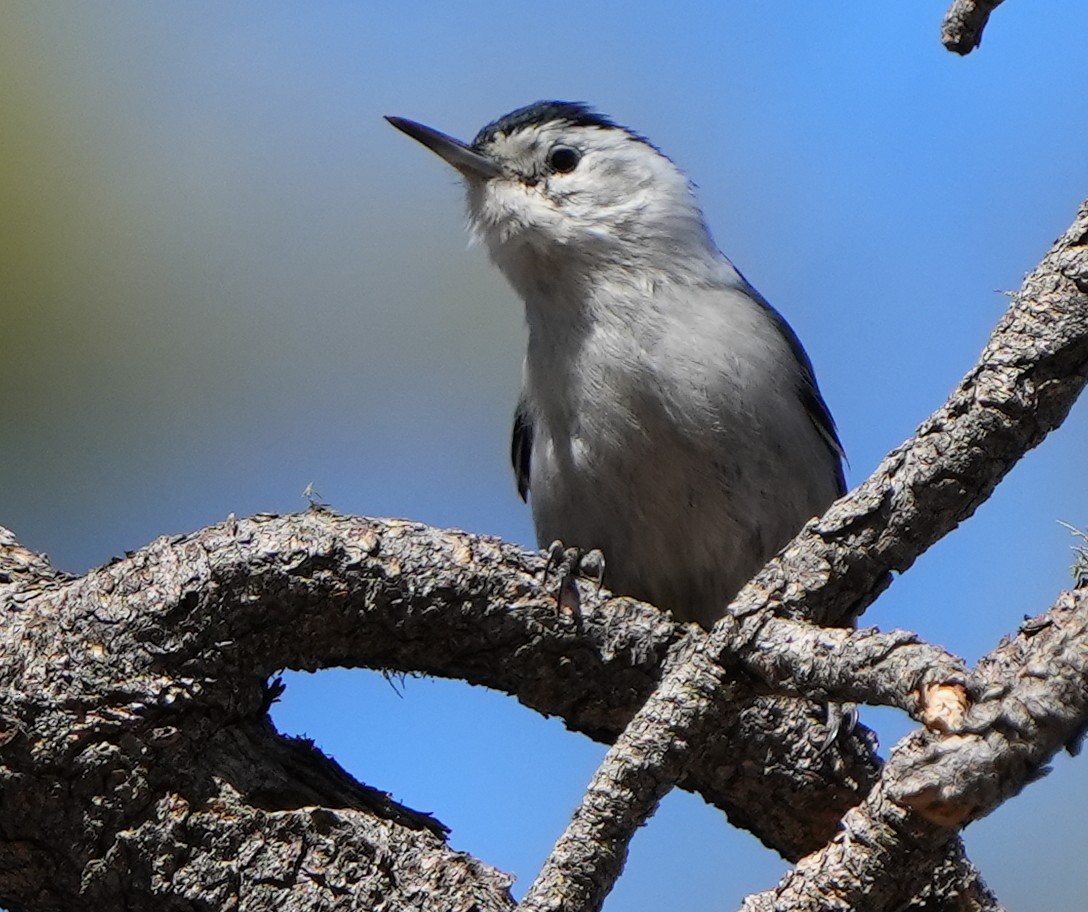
[[740, 582, 1088, 912], [891, 587, 1088, 827]]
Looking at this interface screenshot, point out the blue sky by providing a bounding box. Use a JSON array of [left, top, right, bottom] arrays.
[[2, 3, 1086, 909]]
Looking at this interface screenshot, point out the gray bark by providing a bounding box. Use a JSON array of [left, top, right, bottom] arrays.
[[741, 585, 1088, 911], [942, 0, 1008, 54], [0, 515, 874, 911]]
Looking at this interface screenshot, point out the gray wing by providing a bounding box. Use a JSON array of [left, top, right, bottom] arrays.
[[799, 381, 846, 496], [741, 277, 847, 496], [511, 396, 533, 502]]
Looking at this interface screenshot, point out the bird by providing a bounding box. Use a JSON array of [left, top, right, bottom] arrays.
[[387, 101, 845, 629]]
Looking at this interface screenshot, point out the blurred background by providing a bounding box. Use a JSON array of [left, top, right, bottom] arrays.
[[2, 2, 1086, 908]]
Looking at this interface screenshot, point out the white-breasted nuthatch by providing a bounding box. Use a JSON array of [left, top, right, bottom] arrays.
[[388, 101, 844, 628]]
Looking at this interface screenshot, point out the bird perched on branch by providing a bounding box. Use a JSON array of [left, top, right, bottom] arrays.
[[388, 101, 844, 628]]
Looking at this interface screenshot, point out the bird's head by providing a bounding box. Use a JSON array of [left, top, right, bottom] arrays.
[[387, 101, 718, 286]]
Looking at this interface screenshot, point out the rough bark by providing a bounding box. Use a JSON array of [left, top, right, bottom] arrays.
[[942, 0, 1007, 54], [0, 521, 522, 912], [742, 583, 1088, 911], [891, 588, 1088, 826], [0, 514, 877, 911], [0, 517, 981, 912]]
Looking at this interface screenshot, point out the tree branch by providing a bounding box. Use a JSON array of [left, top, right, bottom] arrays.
[[0, 523, 524, 909], [0, 509, 978, 909], [728, 617, 968, 727], [942, 0, 1007, 55], [741, 582, 1088, 911], [891, 588, 1088, 825], [519, 198, 1088, 912], [0, 514, 872, 910], [0, 515, 876, 831]]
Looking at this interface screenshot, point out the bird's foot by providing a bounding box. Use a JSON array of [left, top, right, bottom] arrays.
[[817, 702, 859, 754], [544, 541, 606, 616]]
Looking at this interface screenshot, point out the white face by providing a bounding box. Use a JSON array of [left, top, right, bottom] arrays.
[[464, 122, 710, 265]]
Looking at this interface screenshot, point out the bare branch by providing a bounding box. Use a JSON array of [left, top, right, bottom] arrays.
[[942, 0, 1007, 55], [729, 617, 968, 726], [741, 583, 1088, 911], [0, 523, 69, 594], [740, 782, 962, 912], [519, 198, 1088, 912], [0, 507, 987, 910], [892, 588, 1088, 825], [0, 516, 876, 835], [0, 514, 874, 910]]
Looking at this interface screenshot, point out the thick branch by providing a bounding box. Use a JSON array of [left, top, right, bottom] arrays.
[[0, 516, 993, 911], [891, 588, 1088, 825], [0, 513, 877, 847], [0, 515, 878, 910], [0, 524, 69, 596], [0, 509, 982, 910], [942, 0, 1007, 54], [520, 198, 1088, 912], [740, 782, 960, 912]]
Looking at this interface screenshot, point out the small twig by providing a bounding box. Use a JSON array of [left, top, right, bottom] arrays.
[[942, 0, 1007, 55]]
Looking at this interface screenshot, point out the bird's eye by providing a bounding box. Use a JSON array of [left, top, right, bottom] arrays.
[[547, 145, 581, 174]]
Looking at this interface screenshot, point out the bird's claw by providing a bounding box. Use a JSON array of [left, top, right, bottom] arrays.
[[543, 541, 606, 615], [817, 702, 859, 754]]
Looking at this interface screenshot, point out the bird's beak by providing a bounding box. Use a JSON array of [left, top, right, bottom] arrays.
[[385, 115, 501, 180]]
